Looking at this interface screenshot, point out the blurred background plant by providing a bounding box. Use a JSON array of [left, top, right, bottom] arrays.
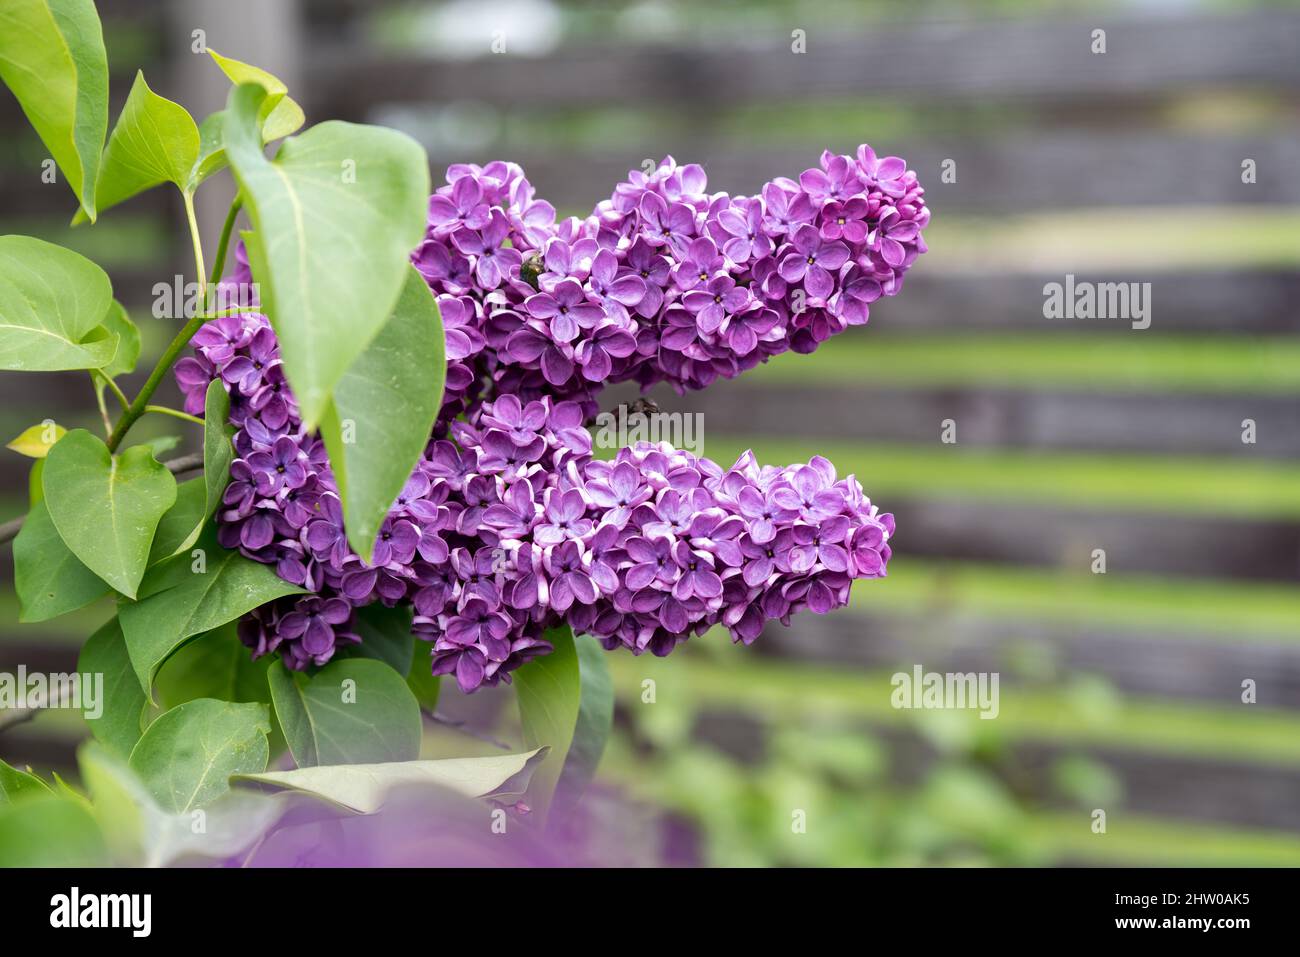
[[2, 0, 1298, 866]]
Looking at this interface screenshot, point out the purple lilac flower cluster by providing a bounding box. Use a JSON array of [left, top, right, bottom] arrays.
[[412, 146, 928, 412], [175, 315, 895, 689], [174, 147, 915, 690]]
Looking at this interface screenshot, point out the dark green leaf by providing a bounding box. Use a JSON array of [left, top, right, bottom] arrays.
[[223, 83, 430, 428], [42, 429, 176, 598], [154, 621, 271, 711], [13, 496, 109, 621], [127, 698, 270, 813], [551, 633, 614, 818], [119, 526, 305, 694], [269, 658, 421, 767], [0, 0, 108, 221], [146, 475, 205, 564], [513, 625, 581, 820], [0, 235, 117, 371], [77, 617, 147, 758], [407, 640, 441, 712], [345, 602, 415, 675], [234, 748, 548, 814]]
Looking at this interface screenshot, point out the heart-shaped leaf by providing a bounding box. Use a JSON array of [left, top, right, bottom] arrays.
[[127, 698, 271, 814], [119, 526, 305, 695], [514, 625, 582, 820], [207, 49, 304, 143], [0, 0, 108, 221], [0, 235, 117, 371], [234, 748, 548, 814], [41, 430, 176, 599], [75, 70, 199, 223], [77, 618, 147, 759], [321, 264, 445, 561], [223, 83, 430, 428], [154, 622, 273, 712], [269, 658, 421, 767]]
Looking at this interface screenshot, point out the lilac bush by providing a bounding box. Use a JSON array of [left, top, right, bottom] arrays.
[[175, 146, 924, 692]]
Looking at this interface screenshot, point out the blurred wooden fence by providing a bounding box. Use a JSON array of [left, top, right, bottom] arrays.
[[2, 2, 1299, 864]]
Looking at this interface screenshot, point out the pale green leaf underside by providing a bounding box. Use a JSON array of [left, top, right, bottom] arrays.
[[233, 748, 548, 814], [41, 430, 176, 599]]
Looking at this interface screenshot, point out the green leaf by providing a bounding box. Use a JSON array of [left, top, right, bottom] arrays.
[[80, 740, 282, 867], [207, 49, 304, 143], [147, 380, 232, 564], [0, 235, 117, 371], [551, 633, 614, 818], [94, 299, 139, 379], [321, 265, 445, 561], [346, 602, 415, 675], [127, 698, 270, 813], [0, 758, 53, 802], [223, 83, 430, 428], [6, 420, 66, 458], [155, 622, 272, 711], [0, 0, 108, 221], [119, 526, 305, 695], [202, 378, 235, 520], [513, 625, 582, 820], [269, 658, 421, 767], [77, 618, 147, 758], [0, 793, 107, 866], [188, 109, 229, 190], [146, 475, 205, 564], [42, 429, 176, 599], [75, 69, 199, 223], [408, 641, 442, 712], [233, 748, 548, 814], [13, 496, 109, 622]]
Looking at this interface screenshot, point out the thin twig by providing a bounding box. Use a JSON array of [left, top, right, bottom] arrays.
[[421, 708, 513, 751], [0, 452, 204, 546]]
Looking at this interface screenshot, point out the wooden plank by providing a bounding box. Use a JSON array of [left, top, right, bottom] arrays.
[[871, 270, 1300, 335], [312, 12, 1300, 116], [650, 384, 1300, 458], [431, 134, 1300, 213], [888, 498, 1300, 583], [759, 611, 1300, 707]]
